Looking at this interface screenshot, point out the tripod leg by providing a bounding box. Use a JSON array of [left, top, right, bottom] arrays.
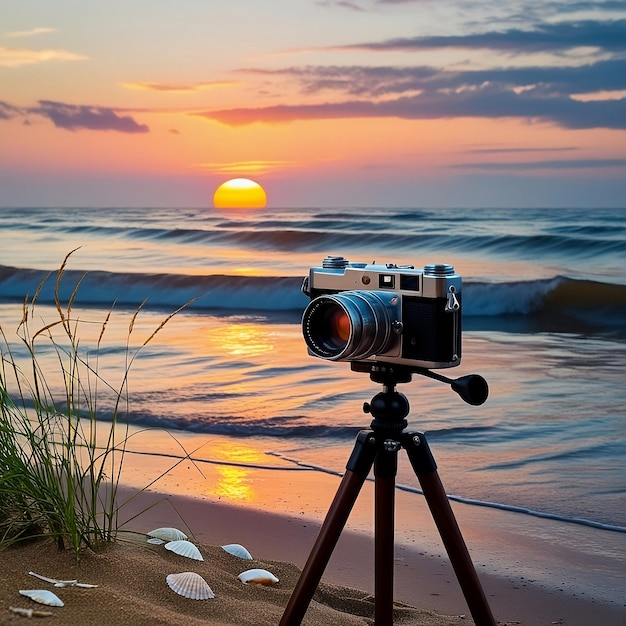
[[402, 432, 496, 626], [279, 431, 377, 626], [374, 445, 398, 626]]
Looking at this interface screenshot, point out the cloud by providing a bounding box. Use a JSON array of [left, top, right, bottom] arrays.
[[0, 46, 87, 68], [205, 15, 625, 131], [196, 159, 300, 174], [0, 100, 21, 120], [198, 94, 625, 129], [334, 19, 626, 54], [375, 0, 431, 4], [196, 61, 626, 130], [250, 58, 625, 98], [31, 101, 149, 133], [317, 0, 367, 10], [465, 146, 579, 154], [319, 0, 431, 7], [323, 0, 626, 12], [2, 98, 153, 133], [121, 80, 239, 93], [4, 27, 57, 38], [451, 158, 626, 170]]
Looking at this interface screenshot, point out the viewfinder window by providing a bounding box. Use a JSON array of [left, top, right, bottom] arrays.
[[379, 274, 395, 289], [400, 274, 419, 291]]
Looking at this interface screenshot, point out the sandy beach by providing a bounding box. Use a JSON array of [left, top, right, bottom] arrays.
[[0, 529, 461, 626], [2, 475, 624, 626]]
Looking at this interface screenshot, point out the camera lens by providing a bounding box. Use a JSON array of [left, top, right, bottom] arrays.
[[325, 306, 351, 346], [302, 291, 399, 361]]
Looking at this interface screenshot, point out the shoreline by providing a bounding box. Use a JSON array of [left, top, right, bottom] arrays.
[[115, 431, 626, 602]]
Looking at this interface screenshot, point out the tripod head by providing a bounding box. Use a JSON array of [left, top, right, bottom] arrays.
[[352, 361, 489, 434], [351, 361, 489, 406], [412, 367, 489, 406]]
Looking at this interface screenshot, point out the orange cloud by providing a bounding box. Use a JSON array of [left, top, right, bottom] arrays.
[[122, 80, 239, 93], [0, 46, 87, 68], [196, 160, 301, 175], [4, 27, 57, 38]]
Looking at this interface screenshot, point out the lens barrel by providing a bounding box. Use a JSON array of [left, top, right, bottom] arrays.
[[302, 291, 399, 361]]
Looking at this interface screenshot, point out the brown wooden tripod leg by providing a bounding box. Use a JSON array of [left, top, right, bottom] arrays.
[[403, 431, 497, 626], [279, 431, 377, 626], [374, 446, 398, 626]]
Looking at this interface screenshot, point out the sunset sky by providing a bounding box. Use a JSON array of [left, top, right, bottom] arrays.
[[1, 0, 625, 208]]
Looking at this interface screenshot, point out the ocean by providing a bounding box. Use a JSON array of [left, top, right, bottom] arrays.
[[1, 205, 625, 605]]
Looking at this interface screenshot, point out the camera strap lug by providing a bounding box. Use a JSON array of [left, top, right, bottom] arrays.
[[301, 276, 310, 297], [445, 285, 460, 312]]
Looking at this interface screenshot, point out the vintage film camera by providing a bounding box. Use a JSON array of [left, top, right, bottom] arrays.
[[301, 256, 462, 370]]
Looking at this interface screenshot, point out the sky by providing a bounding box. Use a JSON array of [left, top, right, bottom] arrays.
[[1, 0, 625, 208]]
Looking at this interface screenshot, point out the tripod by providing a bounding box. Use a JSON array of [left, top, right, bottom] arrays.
[[279, 362, 496, 626]]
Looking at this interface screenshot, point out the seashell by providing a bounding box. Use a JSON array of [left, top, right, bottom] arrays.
[[9, 607, 53, 618], [19, 589, 64, 607], [147, 537, 165, 545], [147, 527, 188, 541], [166, 572, 215, 600], [28, 571, 97, 588], [164, 539, 203, 561], [221, 544, 253, 560], [28, 571, 76, 587], [237, 568, 279, 586]]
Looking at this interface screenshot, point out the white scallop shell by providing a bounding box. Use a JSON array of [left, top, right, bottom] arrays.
[[147, 537, 165, 545], [237, 568, 279, 586], [164, 539, 203, 561], [221, 543, 253, 560], [147, 527, 188, 541], [166, 572, 215, 600], [19, 590, 64, 607]]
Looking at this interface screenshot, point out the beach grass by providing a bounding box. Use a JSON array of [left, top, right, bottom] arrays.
[[0, 251, 190, 559]]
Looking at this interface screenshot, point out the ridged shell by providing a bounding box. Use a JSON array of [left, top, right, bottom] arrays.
[[147, 527, 188, 541], [147, 537, 165, 545], [237, 568, 279, 586], [166, 572, 215, 600], [221, 544, 253, 560], [19, 590, 64, 607], [164, 539, 204, 561]]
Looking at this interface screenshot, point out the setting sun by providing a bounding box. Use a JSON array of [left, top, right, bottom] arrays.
[[213, 178, 267, 209]]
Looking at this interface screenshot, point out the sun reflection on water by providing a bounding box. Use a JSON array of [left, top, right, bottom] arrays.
[[209, 322, 275, 357], [213, 465, 253, 501], [206, 440, 268, 503]]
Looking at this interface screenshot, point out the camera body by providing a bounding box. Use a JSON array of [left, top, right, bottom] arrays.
[[302, 256, 462, 369]]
